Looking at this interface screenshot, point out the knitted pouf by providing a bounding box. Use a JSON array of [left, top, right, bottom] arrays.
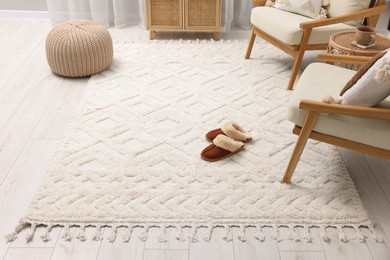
[[46, 20, 113, 77]]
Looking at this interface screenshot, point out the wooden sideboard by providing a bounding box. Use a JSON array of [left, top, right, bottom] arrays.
[[146, 0, 222, 40]]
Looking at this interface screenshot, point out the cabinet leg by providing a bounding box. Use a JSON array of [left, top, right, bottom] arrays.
[[150, 30, 155, 40], [213, 32, 219, 41]]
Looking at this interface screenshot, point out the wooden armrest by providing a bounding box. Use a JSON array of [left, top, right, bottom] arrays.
[[299, 100, 390, 120], [252, 0, 266, 6], [299, 3, 387, 29], [317, 53, 371, 65]]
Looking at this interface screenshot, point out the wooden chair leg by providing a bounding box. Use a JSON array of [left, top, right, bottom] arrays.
[[245, 27, 256, 59], [287, 28, 312, 90], [287, 49, 305, 90], [282, 111, 319, 183]]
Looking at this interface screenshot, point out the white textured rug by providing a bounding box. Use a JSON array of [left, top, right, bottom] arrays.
[[8, 40, 379, 243]]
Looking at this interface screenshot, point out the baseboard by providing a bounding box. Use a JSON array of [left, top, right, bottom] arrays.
[[0, 10, 49, 19]]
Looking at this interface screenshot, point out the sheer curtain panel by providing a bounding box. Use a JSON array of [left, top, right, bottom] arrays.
[[46, 0, 253, 30]]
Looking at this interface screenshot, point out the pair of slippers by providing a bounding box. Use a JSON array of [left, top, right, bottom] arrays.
[[201, 122, 252, 162]]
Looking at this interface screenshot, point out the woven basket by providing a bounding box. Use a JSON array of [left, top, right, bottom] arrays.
[[46, 20, 113, 78]]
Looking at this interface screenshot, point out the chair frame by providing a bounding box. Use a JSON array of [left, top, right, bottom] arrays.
[[282, 54, 390, 183], [246, 0, 387, 90]]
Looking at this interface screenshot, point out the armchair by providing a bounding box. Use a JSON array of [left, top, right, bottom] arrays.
[[282, 54, 390, 183], [246, 0, 387, 90]]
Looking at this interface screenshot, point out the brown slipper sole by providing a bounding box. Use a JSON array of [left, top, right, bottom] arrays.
[[201, 144, 244, 162]]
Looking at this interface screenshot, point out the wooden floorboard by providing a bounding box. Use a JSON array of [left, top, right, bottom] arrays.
[[0, 17, 389, 260]]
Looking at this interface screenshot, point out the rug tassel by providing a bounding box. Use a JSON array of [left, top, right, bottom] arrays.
[[139, 226, 149, 241], [374, 64, 390, 83], [238, 225, 247, 242], [5, 222, 26, 242], [253, 225, 265, 242], [319, 226, 329, 242], [271, 225, 281, 242], [108, 225, 117, 243], [190, 226, 199, 243], [222, 225, 232, 242], [5, 232, 18, 242], [372, 231, 384, 243], [202, 225, 213, 242], [302, 225, 311, 243], [123, 225, 133, 242], [158, 226, 168, 243], [369, 225, 384, 243], [77, 225, 86, 241], [337, 225, 348, 243], [92, 225, 103, 241], [26, 223, 37, 242], [62, 224, 72, 241], [41, 224, 53, 242], [353, 225, 365, 243], [175, 226, 186, 242], [287, 225, 300, 242]]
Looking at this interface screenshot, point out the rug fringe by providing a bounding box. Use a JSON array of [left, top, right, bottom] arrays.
[[319, 225, 329, 242], [92, 225, 103, 241], [157, 225, 167, 243], [271, 225, 282, 242], [175, 226, 186, 242], [302, 225, 311, 243], [41, 224, 53, 242], [353, 224, 365, 243], [138, 226, 149, 241], [336, 225, 348, 243], [202, 225, 213, 242], [5, 221, 26, 242], [5, 222, 385, 244], [369, 224, 385, 243], [221, 225, 232, 242], [190, 226, 199, 242], [122, 225, 133, 242], [25, 223, 36, 242], [62, 224, 72, 241], [238, 225, 247, 242], [77, 225, 87, 241], [253, 225, 265, 242], [287, 224, 300, 242], [107, 225, 117, 243]]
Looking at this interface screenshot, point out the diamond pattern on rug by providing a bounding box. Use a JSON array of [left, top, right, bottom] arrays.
[[11, 40, 376, 243]]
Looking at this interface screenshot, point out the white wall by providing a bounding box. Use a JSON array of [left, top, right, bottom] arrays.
[[1, 0, 47, 11]]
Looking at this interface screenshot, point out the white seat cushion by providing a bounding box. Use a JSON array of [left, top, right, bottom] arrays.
[[251, 7, 354, 45], [287, 63, 390, 150]]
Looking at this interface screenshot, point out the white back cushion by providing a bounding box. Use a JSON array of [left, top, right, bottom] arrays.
[[274, 0, 323, 19], [327, 0, 372, 25], [341, 51, 390, 106]]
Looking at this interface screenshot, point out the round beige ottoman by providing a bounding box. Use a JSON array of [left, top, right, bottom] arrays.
[[46, 20, 113, 77]]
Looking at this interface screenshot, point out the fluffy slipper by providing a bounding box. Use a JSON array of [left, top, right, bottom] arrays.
[[201, 134, 244, 162], [205, 122, 252, 142]]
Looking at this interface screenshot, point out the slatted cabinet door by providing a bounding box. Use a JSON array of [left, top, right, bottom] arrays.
[[185, 0, 221, 31], [146, 0, 183, 30]]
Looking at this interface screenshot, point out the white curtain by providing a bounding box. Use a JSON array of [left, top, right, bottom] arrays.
[[46, 0, 253, 30]]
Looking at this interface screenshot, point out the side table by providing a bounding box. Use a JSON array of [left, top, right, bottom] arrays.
[[328, 31, 390, 57]]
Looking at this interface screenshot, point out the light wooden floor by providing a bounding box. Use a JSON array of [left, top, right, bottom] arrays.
[[0, 16, 390, 260]]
